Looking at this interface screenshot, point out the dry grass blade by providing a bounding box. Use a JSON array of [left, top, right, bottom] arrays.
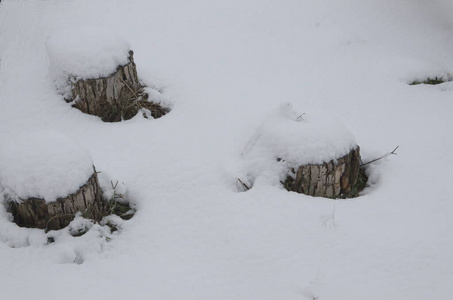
[[236, 178, 250, 192]]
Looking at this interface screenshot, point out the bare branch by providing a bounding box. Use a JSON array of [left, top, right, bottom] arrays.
[[361, 146, 399, 167]]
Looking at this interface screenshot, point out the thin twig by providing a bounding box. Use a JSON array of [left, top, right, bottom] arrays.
[[361, 146, 399, 167], [236, 178, 250, 191], [296, 113, 306, 121], [120, 78, 139, 99], [45, 213, 75, 232]]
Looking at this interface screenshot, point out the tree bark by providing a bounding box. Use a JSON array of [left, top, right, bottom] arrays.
[[68, 50, 169, 122], [7, 168, 106, 231], [283, 147, 362, 198]]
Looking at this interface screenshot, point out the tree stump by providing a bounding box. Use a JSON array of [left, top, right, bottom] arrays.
[[240, 104, 366, 198], [68, 50, 169, 122], [283, 147, 362, 198], [7, 168, 106, 231]]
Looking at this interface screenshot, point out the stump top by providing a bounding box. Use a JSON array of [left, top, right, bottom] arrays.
[[244, 103, 357, 165], [0, 131, 94, 203], [47, 27, 130, 93]]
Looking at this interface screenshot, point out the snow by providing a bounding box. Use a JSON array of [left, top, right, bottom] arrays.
[[46, 27, 130, 96], [1, 0, 453, 299], [242, 103, 357, 165], [0, 131, 94, 202]]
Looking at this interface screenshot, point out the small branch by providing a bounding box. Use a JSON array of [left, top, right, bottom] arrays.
[[296, 113, 306, 121], [236, 178, 250, 192], [111, 180, 118, 190], [361, 146, 399, 167]]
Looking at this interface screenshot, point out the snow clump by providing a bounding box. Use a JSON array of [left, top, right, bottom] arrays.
[[0, 131, 94, 203], [243, 103, 357, 166], [46, 27, 131, 97]]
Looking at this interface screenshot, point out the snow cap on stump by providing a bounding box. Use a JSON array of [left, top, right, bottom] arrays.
[[46, 27, 131, 97], [0, 131, 94, 203], [0, 131, 105, 230], [244, 103, 357, 165]]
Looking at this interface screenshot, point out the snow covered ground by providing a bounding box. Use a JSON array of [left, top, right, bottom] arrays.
[[1, 0, 452, 299]]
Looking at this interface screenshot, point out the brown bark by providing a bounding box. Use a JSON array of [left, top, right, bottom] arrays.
[[7, 168, 106, 231], [283, 147, 362, 199], [68, 50, 169, 122]]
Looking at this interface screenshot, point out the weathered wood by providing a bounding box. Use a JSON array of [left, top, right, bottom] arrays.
[[7, 169, 106, 231], [68, 50, 169, 122], [283, 147, 362, 198]]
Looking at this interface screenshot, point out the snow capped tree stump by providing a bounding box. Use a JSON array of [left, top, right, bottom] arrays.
[[242, 104, 364, 198], [69, 51, 168, 122], [8, 170, 105, 231], [283, 147, 361, 198], [47, 29, 169, 122], [0, 132, 107, 231]]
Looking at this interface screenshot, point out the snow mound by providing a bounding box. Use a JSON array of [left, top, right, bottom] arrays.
[[46, 27, 131, 95], [243, 103, 357, 166], [0, 131, 94, 203]]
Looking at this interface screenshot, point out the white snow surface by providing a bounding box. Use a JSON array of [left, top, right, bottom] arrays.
[[46, 27, 130, 95], [243, 103, 357, 165], [1, 0, 453, 300], [0, 131, 94, 202]]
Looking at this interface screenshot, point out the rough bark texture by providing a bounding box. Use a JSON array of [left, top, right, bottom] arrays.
[[7, 169, 106, 231], [69, 50, 168, 122], [283, 147, 361, 199]]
